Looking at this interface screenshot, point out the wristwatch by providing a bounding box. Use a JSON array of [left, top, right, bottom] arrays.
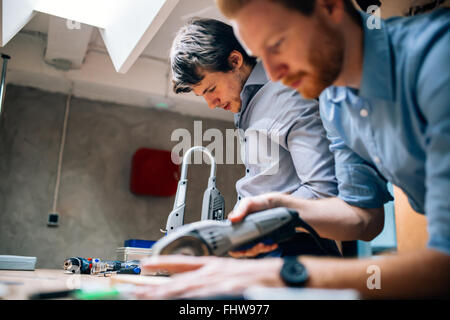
[[280, 256, 309, 287]]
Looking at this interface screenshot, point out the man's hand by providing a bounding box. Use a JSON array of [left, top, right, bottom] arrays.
[[226, 192, 293, 258], [228, 192, 291, 223], [136, 249, 450, 299], [227, 192, 313, 257], [231, 192, 385, 241], [135, 255, 284, 299]]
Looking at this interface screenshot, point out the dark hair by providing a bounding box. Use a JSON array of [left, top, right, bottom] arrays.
[[170, 18, 257, 94]]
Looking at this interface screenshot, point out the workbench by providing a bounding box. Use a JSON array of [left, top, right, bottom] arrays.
[[0, 269, 170, 300], [0, 269, 360, 300]]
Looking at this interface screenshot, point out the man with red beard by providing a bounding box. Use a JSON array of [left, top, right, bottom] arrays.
[[136, 0, 450, 299]]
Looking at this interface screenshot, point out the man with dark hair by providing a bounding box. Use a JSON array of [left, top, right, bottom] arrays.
[[136, 0, 450, 299], [169, 18, 345, 258], [171, 19, 257, 96]]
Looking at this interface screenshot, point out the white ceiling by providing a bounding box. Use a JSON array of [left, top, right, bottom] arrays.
[[22, 0, 228, 62], [142, 0, 228, 60]]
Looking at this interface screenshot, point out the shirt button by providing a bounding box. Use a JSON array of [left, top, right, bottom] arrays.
[[246, 169, 250, 173], [360, 109, 369, 117], [374, 156, 381, 164]]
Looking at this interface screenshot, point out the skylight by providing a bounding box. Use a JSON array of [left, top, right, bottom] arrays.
[[0, 0, 180, 73]]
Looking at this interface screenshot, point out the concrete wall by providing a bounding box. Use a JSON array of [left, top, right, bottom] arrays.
[[0, 85, 244, 268]]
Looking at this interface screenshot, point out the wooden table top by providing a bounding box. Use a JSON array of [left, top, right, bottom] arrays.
[[0, 269, 109, 299], [0, 269, 170, 300]]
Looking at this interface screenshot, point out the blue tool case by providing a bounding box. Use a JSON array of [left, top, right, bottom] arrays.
[[123, 239, 156, 248]]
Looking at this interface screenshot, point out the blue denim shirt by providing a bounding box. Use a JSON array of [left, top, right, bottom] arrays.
[[319, 9, 450, 255]]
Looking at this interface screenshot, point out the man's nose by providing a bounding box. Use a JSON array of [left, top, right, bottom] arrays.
[[262, 56, 288, 82], [205, 95, 220, 109]]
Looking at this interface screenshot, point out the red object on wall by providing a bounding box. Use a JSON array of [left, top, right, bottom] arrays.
[[130, 148, 180, 196]]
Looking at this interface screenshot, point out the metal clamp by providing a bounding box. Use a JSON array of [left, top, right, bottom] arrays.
[[161, 146, 224, 235]]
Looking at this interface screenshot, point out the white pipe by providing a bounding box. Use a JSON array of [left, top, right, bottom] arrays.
[[0, 54, 11, 116], [52, 88, 72, 213]]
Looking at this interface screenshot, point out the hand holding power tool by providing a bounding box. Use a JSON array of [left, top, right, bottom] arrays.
[[152, 207, 331, 257]]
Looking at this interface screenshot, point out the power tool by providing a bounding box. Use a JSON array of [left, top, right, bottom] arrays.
[[162, 146, 225, 235], [152, 207, 331, 257], [63, 257, 140, 275], [63, 257, 94, 274]]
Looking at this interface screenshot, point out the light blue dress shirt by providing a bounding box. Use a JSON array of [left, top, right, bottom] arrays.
[[319, 9, 450, 254], [234, 62, 338, 206]]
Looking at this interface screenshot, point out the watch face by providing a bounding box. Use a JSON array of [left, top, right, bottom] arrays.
[[281, 258, 309, 286]]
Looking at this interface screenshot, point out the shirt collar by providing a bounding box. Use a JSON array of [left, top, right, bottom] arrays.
[[243, 60, 269, 88], [359, 11, 395, 102], [237, 61, 268, 122], [325, 86, 348, 103]]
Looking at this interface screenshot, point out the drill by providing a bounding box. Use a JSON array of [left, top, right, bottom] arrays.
[[63, 257, 140, 275]]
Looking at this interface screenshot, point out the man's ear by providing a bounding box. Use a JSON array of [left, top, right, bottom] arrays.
[[317, 0, 346, 24], [228, 50, 244, 70]]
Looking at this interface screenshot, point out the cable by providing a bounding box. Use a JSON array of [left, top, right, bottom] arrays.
[[52, 89, 72, 213], [295, 215, 342, 257]]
